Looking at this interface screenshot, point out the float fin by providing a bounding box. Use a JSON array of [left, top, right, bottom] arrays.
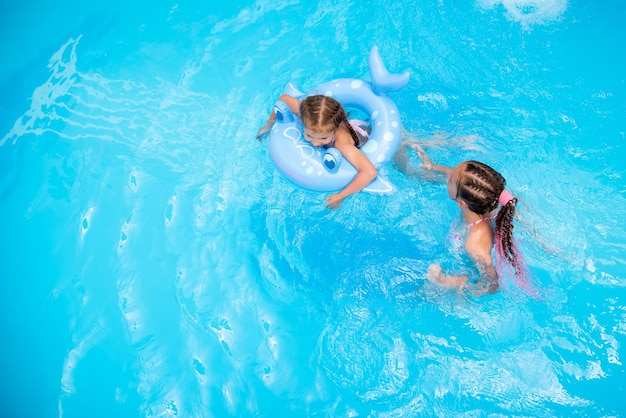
[[284, 82, 305, 99], [363, 175, 396, 195], [368, 45, 410, 97]]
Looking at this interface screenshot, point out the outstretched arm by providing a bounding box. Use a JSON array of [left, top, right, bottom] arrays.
[[407, 141, 453, 177], [396, 139, 452, 181]]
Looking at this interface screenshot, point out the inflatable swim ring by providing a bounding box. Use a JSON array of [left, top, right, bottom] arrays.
[[268, 46, 410, 194]]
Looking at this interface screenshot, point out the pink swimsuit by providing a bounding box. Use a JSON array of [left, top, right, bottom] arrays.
[[450, 217, 490, 251], [347, 120, 370, 148], [326, 120, 370, 149]]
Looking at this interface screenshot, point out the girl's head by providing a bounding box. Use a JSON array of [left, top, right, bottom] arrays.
[[300, 95, 352, 147], [447, 160, 506, 215]]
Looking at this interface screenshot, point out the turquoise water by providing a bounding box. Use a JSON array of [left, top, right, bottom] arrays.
[[1, 0, 625, 416]]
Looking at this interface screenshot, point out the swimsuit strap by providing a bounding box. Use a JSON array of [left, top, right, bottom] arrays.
[[465, 217, 489, 230]]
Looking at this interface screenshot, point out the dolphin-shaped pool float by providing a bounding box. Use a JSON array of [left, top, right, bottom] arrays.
[[268, 46, 409, 194]]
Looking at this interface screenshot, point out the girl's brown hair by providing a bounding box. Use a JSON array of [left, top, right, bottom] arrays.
[[300, 95, 359, 146]]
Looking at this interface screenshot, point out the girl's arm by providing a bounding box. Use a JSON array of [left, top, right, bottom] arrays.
[[397, 140, 452, 181], [465, 225, 499, 294], [256, 94, 301, 139], [408, 142, 453, 176], [428, 226, 499, 296], [427, 264, 470, 289], [278, 94, 301, 115], [325, 137, 377, 209], [427, 259, 498, 296]]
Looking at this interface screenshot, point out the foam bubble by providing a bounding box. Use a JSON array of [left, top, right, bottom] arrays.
[[478, 0, 567, 28]]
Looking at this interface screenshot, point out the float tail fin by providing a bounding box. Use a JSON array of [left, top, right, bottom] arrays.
[[368, 45, 410, 97], [363, 175, 396, 195], [284, 82, 305, 99]]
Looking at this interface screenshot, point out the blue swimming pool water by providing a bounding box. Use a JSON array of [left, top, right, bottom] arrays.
[[1, 0, 625, 416]]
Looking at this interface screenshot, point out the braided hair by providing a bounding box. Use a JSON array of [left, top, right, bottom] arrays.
[[300, 95, 360, 146], [454, 161, 529, 290]]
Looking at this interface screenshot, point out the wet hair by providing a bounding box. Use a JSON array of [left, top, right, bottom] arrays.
[[299, 95, 359, 146], [454, 160, 531, 292]]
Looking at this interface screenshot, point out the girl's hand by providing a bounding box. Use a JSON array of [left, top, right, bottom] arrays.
[[324, 193, 344, 209], [409, 143, 434, 170], [427, 264, 443, 283], [427, 264, 470, 289], [256, 119, 275, 141], [257, 94, 300, 141]]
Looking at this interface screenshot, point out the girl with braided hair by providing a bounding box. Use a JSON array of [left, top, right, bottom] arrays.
[[257, 94, 377, 209], [398, 141, 531, 296]]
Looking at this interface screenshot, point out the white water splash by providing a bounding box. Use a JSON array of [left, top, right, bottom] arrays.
[[478, 0, 567, 28]]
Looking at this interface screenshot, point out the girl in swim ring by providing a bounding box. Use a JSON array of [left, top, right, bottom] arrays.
[[257, 94, 377, 209], [397, 140, 532, 296]]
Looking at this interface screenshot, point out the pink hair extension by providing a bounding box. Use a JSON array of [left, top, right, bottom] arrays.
[[495, 229, 539, 298]]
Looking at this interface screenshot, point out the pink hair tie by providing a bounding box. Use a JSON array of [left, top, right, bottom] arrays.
[[498, 190, 514, 206]]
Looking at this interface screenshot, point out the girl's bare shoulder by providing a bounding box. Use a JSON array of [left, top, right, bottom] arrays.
[[334, 126, 357, 146]]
